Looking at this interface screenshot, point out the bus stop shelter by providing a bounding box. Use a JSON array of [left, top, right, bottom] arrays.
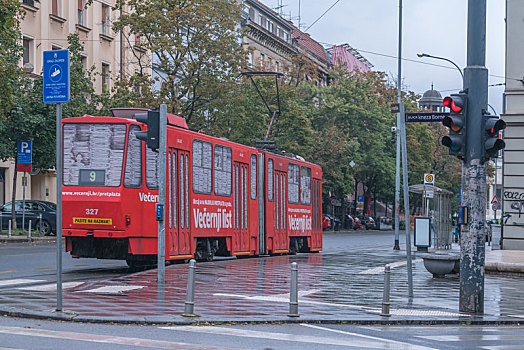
[[409, 184, 454, 250]]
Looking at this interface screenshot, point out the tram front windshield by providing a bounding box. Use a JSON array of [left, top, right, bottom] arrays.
[[63, 123, 127, 187]]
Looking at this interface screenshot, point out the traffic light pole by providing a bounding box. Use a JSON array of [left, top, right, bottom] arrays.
[[157, 104, 167, 284], [460, 0, 488, 314]]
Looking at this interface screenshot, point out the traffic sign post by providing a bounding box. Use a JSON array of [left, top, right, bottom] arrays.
[[43, 49, 70, 312], [17, 141, 32, 231]]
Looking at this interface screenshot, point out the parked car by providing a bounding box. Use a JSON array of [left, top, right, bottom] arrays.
[[0, 200, 56, 235], [322, 215, 331, 230], [344, 215, 354, 230], [358, 216, 376, 230], [323, 214, 341, 231], [351, 216, 362, 230]]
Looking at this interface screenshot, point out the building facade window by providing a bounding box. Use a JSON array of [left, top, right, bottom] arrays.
[[101, 3, 110, 35], [78, 0, 85, 26], [23, 0, 35, 7], [52, 0, 60, 16], [101, 62, 110, 93], [22, 37, 33, 66], [260, 53, 264, 68]]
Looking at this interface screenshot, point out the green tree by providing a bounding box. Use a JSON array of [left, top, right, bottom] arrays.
[[112, 0, 247, 128]]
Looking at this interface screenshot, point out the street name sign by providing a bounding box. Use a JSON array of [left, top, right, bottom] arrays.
[[43, 49, 70, 103], [17, 141, 32, 172], [405, 112, 449, 123]]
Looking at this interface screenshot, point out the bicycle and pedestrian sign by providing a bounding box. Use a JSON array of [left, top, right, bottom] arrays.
[[43, 49, 70, 104]]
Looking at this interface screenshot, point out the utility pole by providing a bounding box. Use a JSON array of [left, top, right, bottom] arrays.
[[460, 0, 488, 314]]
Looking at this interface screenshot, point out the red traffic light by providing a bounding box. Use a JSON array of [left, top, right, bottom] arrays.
[[443, 96, 463, 113]]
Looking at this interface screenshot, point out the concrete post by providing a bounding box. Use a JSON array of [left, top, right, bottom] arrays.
[[182, 259, 196, 317], [28, 220, 31, 239], [288, 262, 299, 317], [460, 0, 488, 314], [8, 220, 11, 238]]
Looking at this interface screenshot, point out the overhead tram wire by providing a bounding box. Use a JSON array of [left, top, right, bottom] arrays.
[[304, 0, 342, 32], [318, 41, 516, 83]]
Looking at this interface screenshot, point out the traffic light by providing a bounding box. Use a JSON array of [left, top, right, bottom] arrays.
[[483, 113, 506, 159], [441, 92, 467, 159], [135, 110, 160, 151]]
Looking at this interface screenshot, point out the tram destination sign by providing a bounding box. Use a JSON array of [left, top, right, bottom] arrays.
[[405, 112, 449, 123]]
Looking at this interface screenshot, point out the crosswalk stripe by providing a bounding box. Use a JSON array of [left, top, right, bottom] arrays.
[[75, 285, 144, 294], [0, 326, 243, 350], [18, 282, 84, 292], [301, 324, 437, 350], [160, 325, 428, 349], [0, 279, 45, 287], [358, 259, 423, 275]]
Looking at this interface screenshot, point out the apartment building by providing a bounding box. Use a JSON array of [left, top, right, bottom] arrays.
[[1, 0, 132, 205]]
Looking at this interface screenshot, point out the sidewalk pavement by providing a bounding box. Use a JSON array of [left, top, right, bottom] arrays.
[[1, 237, 524, 325], [0, 232, 56, 243]]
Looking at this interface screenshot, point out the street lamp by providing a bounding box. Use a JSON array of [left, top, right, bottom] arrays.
[[417, 53, 464, 82]]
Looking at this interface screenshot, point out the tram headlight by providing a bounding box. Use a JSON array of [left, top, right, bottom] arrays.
[[125, 215, 131, 226]]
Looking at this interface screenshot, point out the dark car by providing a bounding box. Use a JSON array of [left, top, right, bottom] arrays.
[[0, 200, 56, 235], [358, 216, 376, 230], [344, 215, 354, 230]]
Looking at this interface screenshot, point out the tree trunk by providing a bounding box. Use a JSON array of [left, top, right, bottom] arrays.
[[11, 157, 17, 230]]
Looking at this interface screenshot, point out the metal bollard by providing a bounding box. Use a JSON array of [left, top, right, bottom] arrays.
[[381, 264, 391, 317], [288, 262, 299, 317], [28, 220, 32, 239], [38, 214, 42, 236], [182, 259, 196, 317], [8, 220, 12, 238]]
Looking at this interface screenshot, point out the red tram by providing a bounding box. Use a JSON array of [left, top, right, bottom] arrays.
[[61, 108, 322, 266]]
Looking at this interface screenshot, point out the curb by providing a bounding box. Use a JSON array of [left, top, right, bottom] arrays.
[[0, 306, 522, 326], [0, 237, 57, 244]]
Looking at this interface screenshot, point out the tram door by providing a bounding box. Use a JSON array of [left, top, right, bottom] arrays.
[[167, 149, 191, 257], [273, 170, 287, 251], [233, 162, 249, 253]]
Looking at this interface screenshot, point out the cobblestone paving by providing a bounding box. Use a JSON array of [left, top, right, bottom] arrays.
[[1, 248, 524, 322]]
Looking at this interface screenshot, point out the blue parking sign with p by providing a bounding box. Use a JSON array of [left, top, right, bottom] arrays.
[[17, 141, 32, 172]]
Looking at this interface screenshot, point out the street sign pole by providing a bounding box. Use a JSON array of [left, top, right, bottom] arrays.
[[397, 0, 413, 297], [22, 172, 26, 231], [56, 103, 63, 311], [460, 0, 488, 314], [43, 49, 69, 312]]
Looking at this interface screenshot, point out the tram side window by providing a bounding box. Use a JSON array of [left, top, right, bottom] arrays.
[[145, 147, 159, 189], [250, 154, 257, 200], [192, 140, 212, 194], [63, 123, 126, 187], [267, 159, 274, 201], [288, 163, 299, 204], [124, 125, 142, 188], [214, 145, 232, 196], [300, 166, 311, 205]]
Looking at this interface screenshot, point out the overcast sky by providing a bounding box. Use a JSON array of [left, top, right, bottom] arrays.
[[270, 0, 506, 114]]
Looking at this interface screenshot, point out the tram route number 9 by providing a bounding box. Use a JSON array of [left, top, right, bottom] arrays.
[[79, 169, 105, 186]]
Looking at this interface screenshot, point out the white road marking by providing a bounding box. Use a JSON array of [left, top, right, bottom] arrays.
[[0, 326, 241, 350], [482, 346, 524, 350], [18, 282, 84, 292], [418, 335, 524, 341], [0, 279, 46, 287], [161, 325, 410, 348], [271, 289, 321, 299], [214, 292, 464, 317], [75, 285, 144, 294], [358, 259, 423, 275], [301, 324, 437, 350]]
